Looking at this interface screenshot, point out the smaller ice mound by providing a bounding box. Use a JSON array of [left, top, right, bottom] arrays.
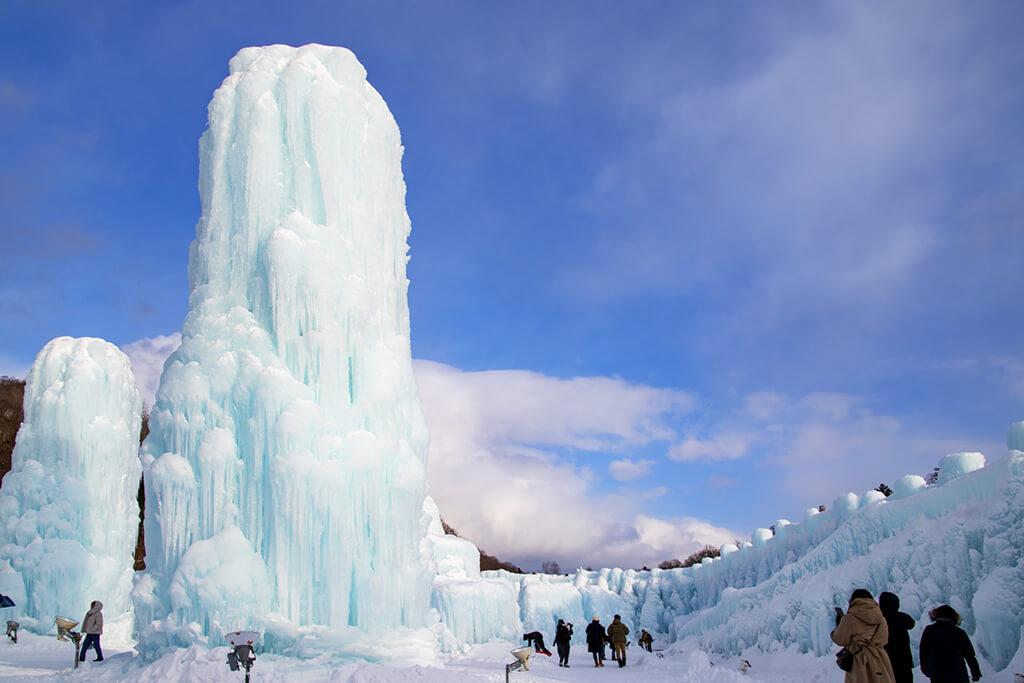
[[0, 337, 142, 640], [936, 452, 985, 485], [422, 497, 523, 649], [1008, 421, 1024, 451]]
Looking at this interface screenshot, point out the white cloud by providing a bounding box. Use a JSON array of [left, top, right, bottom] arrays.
[[413, 360, 737, 570], [608, 458, 655, 482], [123, 343, 733, 569], [797, 393, 865, 422], [742, 392, 790, 420], [630, 515, 738, 563], [120, 333, 180, 408], [119, 337, 997, 571], [667, 433, 751, 462]]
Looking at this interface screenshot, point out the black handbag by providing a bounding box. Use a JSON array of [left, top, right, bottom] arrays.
[[836, 622, 879, 672], [836, 648, 854, 671]]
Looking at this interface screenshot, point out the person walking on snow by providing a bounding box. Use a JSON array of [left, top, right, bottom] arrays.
[[919, 605, 981, 682], [553, 619, 573, 667], [79, 600, 104, 662], [831, 589, 895, 683], [879, 591, 916, 683], [586, 616, 606, 667], [607, 614, 630, 667]]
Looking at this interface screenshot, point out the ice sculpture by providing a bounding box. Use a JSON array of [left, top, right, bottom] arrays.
[[134, 45, 432, 655], [434, 430, 1024, 674], [0, 337, 141, 640]]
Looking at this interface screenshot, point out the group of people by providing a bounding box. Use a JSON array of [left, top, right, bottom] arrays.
[[831, 589, 982, 683], [585, 614, 631, 668], [523, 614, 654, 669]]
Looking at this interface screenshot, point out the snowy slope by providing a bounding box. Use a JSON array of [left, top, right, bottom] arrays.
[[429, 443, 1024, 676]]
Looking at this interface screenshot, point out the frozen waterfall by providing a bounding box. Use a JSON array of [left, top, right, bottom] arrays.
[[134, 45, 433, 657], [0, 337, 142, 641]]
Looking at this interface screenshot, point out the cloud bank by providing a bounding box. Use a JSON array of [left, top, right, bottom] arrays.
[[113, 336, 1003, 571]]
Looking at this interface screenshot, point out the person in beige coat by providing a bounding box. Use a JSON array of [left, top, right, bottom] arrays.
[[831, 589, 895, 683], [79, 600, 104, 662]]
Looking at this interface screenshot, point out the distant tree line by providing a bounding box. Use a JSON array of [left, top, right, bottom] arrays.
[[658, 544, 724, 570], [441, 519, 524, 573], [0, 378, 25, 481]]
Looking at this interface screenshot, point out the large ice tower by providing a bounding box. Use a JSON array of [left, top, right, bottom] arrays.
[[134, 45, 432, 654], [0, 337, 142, 641]]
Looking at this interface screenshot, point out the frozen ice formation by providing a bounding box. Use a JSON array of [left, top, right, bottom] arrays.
[[133, 44, 432, 656], [433, 439, 1024, 674], [10, 40, 1015, 674], [0, 337, 141, 641]]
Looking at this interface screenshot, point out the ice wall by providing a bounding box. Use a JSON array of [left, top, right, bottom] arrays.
[[437, 435, 1024, 673], [0, 337, 141, 640], [135, 45, 432, 657]]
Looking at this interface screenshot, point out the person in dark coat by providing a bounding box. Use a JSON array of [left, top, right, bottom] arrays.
[[79, 600, 104, 662], [638, 629, 653, 652], [522, 631, 552, 656], [585, 615, 606, 667], [553, 619, 573, 667], [919, 605, 981, 682], [879, 591, 916, 683]]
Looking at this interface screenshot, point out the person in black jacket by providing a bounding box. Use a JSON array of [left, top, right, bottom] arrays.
[[919, 605, 981, 682], [522, 631, 552, 656], [585, 616, 606, 667], [553, 619, 573, 667], [880, 591, 916, 683]]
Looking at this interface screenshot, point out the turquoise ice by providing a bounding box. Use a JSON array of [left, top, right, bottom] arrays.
[[133, 45, 432, 658]]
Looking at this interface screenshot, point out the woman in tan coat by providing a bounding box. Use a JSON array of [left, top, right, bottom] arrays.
[[831, 589, 895, 683]]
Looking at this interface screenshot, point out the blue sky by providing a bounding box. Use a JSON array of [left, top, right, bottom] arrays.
[[2, 1, 1022, 571]]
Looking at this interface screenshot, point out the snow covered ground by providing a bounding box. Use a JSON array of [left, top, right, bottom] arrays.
[[0, 631, 845, 682]]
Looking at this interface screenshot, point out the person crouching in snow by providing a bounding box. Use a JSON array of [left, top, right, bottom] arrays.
[[79, 600, 104, 662], [831, 589, 895, 683], [523, 631, 552, 656]]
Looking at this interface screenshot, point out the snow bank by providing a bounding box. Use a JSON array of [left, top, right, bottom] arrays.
[[432, 440, 1024, 674]]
